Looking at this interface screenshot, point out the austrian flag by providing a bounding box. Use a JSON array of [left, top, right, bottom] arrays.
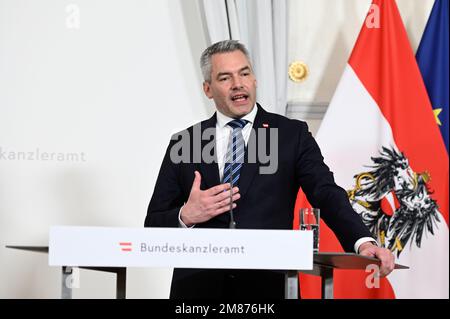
[[298, 0, 449, 298]]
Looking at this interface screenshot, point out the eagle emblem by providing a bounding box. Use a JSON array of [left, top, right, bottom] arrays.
[[347, 147, 441, 257]]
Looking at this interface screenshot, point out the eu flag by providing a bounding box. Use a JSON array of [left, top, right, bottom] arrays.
[[416, 0, 449, 153]]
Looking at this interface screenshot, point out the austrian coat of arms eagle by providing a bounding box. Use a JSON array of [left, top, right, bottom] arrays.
[[347, 147, 441, 257]]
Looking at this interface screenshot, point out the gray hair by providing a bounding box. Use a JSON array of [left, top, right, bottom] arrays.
[[200, 40, 252, 82]]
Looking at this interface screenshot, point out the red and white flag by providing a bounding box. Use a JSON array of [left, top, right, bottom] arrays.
[[297, 0, 449, 298]]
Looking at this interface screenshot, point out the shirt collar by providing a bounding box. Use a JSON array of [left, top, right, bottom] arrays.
[[216, 104, 257, 129]]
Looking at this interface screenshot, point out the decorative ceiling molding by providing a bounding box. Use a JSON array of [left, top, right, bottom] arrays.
[[286, 101, 328, 120]]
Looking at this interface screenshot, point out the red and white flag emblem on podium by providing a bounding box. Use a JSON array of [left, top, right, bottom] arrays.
[[296, 0, 449, 298]]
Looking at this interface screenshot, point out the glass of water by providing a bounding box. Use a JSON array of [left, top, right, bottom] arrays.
[[300, 208, 320, 253]]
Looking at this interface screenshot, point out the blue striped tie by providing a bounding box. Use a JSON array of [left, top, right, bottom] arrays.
[[223, 119, 247, 186]]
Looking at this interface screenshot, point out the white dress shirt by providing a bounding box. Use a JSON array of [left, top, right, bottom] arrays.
[[215, 105, 257, 181]]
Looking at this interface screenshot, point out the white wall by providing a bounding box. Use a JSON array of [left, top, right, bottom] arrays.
[[0, 0, 208, 298], [0, 0, 435, 298]]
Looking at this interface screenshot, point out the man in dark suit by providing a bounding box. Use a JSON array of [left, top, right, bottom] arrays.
[[145, 40, 395, 298]]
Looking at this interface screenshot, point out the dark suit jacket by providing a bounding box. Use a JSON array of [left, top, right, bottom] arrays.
[[145, 104, 373, 296]]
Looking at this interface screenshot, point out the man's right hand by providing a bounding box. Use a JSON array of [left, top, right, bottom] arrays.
[[180, 171, 240, 226]]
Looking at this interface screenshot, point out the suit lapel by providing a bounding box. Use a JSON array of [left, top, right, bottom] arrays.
[[238, 104, 271, 198], [197, 113, 221, 189]]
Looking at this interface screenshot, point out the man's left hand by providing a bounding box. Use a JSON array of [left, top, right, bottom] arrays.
[[358, 242, 395, 277]]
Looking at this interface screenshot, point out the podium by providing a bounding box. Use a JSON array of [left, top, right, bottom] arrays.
[[6, 226, 407, 299], [297, 252, 407, 298], [5, 245, 128, 299]]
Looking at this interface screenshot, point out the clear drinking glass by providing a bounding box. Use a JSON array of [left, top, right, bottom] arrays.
[[300, 208, 320, 252]]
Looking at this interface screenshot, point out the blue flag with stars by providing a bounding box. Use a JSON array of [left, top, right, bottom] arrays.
[[416, 0, 449, 153]]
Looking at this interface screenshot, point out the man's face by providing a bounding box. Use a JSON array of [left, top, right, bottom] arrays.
[[203, 50, 257, 118]]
